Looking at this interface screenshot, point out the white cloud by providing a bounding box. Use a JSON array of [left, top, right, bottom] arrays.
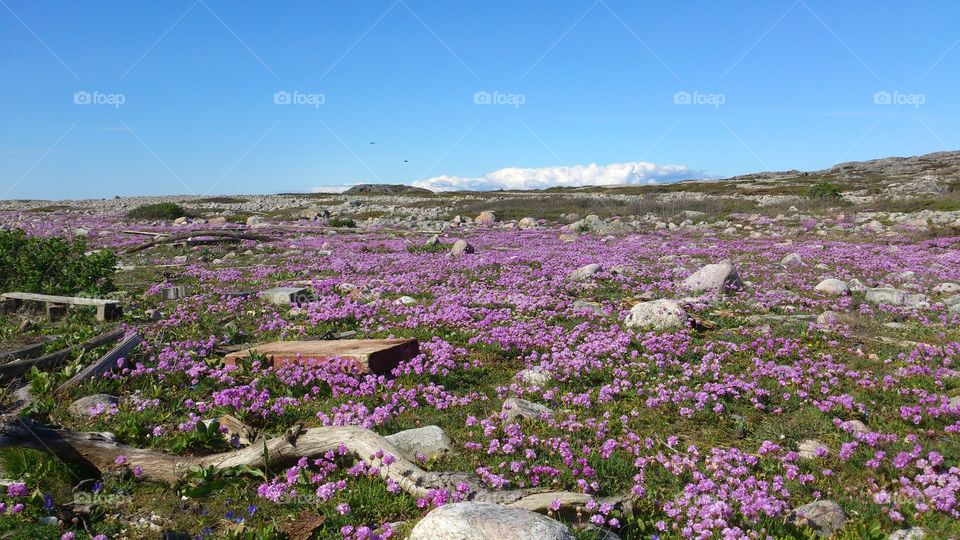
[[412, 161, 708, 191], [309, 185, 354, 194]]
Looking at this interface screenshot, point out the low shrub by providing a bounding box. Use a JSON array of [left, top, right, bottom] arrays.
[[0, 229, 117, 295], [806, 181, 843, 199], [126, 202, 187, 220]]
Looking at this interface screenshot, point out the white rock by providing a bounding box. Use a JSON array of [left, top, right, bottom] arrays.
[[518, 217, 537, 229], [797, 439, 828, 459], [396, 296, 417, 306], [781, 253, 804, 267], [817, 311, 841, 326], [501, 398, 553, 422], [847, 278, 867, 293], [409, 502, 575, 540], [933, 283, 960, 294], [624, 299, 687, 330], [567, 263, 602, 282], [246, 215, 263, 227], [889, 527, 925, 540], [841, 419, 869, 434], [385, 425, 452, 462], [518, 368, 552, 386], [815, 279, 849, 295], [68, 394, 119, 417], [450, 239, 474, 257], [865, 288, 906, 306], [259, 287, 312, 305], [681, 260, 744, 297]]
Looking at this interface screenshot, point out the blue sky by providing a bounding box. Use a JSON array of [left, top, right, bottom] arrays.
[[1, 1, 958, 198]]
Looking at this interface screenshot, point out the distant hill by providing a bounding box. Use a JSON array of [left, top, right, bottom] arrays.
[[343, 184, 433, 195]]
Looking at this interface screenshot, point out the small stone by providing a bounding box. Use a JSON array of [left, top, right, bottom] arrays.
[[572, 300, 604, 314], [246, 215, 263, 227], [817, 311, 841, 326], [788, 500, 847, 537], [814, 278, 849, 295], [841, 419, 869, 433], [518, 217, 537, 229], [68, 394, 119, 417], [173, 216, 189, 225], [889, 527, 926, 540], [396, 296, 417, 306], [259, 287, 312, 305], [501, 398, 553, 422], [384, 425, 452, 462], [797, 439, 828, 459], [208, 216, 227, 224], [425, 235, 440, 246], [518, 368, 552, 386], [624, 299, 687, 330]]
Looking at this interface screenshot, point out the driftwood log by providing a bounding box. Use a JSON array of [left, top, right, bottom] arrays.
[[0, 328, 125, 383], [0, 422, 627, 514], [122, 230, 272, 254]]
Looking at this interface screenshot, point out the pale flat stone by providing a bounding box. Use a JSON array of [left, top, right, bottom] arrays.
[[409, 502, 574, 540]]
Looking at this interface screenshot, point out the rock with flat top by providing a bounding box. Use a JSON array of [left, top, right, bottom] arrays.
[[624, 299, 687, 330], [450, 239, 474, 257], [501, 398, 553, 422], [787, 500, 847, 537], [409, 502, 574, 540], [567, 263, 602, 282], [385, 425, 452, 462], [815, 279, 849, 295]]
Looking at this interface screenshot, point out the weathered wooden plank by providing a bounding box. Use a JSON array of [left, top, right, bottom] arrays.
[[0, 342, 45, 363], [0, 328, 125, 383], [55, 333, 142, 394], [223, 338, 419, 373], [1, 292, 119, 307]]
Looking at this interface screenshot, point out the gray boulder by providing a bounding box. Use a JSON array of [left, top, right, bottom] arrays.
[[787, 500, 847, 537], [409, 502, 575, 540], [681, 260, 743, 297], [865, 288, 906, 306], [450, 239, 475, 257], [567, 263, 602, 282], [501, 398, 553, 422], [781, 253, 804, 267], [624, 299, 687, 330], [797, 439, 828, 459], [933, 283, 960, 294], [814, 278, 849, 295], [385, 425, 452, 462]]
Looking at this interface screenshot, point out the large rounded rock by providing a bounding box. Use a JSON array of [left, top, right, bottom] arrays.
[[567, 263, 602, 282], [517, 217, 537, 230], [385, 425, 452, 462], [68, 394, 119, 417], [781, 253, 804, 267], [450, 239, 475, 257], [475, 211, 497, 225], [409, 502, 575, 540], [624, 299, 687, 330], [787, 500, 847, 537], [865, 288, 906, 306], [681, 260, 743, 297], [814, 278, 849, 295]]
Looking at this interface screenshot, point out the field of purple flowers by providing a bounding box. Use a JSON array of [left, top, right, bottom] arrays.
[[0, 208, 959, 540]]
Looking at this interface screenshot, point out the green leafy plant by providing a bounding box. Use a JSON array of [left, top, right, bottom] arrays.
[[806, 181, 843, 200], [180, 463, 266, 498], [328, 217, 356, 228], [0, 229, 118, 295], [126, 202, 187, 220]]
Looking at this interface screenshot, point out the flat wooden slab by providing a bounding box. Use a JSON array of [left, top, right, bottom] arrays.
[[223, 338, 419, 373], [1, 292, 119, 307]]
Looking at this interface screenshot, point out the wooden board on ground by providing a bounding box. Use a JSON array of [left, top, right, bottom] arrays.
[[1, 292, 122, 321], [223, 338, 419, 373]]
